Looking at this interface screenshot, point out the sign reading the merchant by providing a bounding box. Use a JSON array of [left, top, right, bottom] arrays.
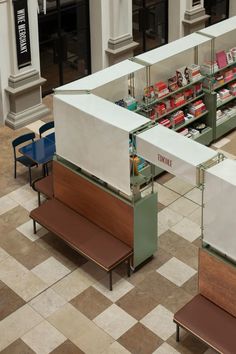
[[13, 0, 31, 68]]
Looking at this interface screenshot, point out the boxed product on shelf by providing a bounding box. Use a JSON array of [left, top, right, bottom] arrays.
[[231, 47, 236, 61], [178, 127, 189, 135], [155, 103, 166, 116], [168, 75, 178, 91], [162, 98, 173, 111], [223, 69, 234, 82], [154, 81, 169, 98], [123, 96, 137, 111], [184, 88, 194, 101], [189, 99, 206, 117], [215, 73, 224, 86], [229, 82, 236, 96], [171, 93, 186, 107], [189, 128, 200, 137], [176, 66, 190, 86], [171, 110, 185, 126], [226, 51, 234, 64], [219, 88, 231, 100], [200, 61, 219, 75], [143, 86, 155, 102], [187, 64, 202, 82], [193, 82, 203, 96], [216, 50, 228, 69], [159, 118, 171, 128], [202, 77, 216, 90]]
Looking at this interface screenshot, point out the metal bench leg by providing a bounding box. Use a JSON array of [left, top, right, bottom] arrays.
[[127, 257, 131, 277], [33, 220, 37, 234], [109, 271, 112, 291], [38, 192, 41, 206], [176, 323, 180, 342]]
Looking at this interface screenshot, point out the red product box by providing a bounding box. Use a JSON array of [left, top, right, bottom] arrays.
[[159, 118, 171, 128]]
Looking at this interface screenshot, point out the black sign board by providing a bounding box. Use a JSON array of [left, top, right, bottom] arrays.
[[13, 0, 31, 68]]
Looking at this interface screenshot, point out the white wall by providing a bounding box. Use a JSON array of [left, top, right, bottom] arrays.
[[168, 0, 186, 42]]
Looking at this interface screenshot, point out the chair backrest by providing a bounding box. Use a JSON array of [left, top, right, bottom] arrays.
[[199, 248, 236, 317], [39, 121, 54, 138], [12, 132, 36, 159]]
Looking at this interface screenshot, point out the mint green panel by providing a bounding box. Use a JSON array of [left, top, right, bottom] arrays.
[[133, 193, 157, 268], [215, 115, 236, 140], [194, 127, 213, 145]]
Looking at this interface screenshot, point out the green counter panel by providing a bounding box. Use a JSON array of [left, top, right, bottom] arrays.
[[215, 114, 236, 140], [193, 127, 213, 145], [133, 192, 157, 268]]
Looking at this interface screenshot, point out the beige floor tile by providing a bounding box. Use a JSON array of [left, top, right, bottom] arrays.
[[29, 289, 67, 318], [48, 303, 113, 354], [25, 120, 45, 135], [212, 137, 230, 149], [0, 195, 18, 216], [23, 198, 39, 212], [188, 207, 202, 225], [50, 339, 84, 354], [184, 188, 202, 205], [8, 185, 37, 207], [156, 257, 197, 287], [94, 304, 137, 340], [22, 320, 66, 354], [101, 341, 131, 354], [32, 257, 71, 286], [0, 255, 28, 282], [0, 247, 10, 262], [171, 218, 201, 242], [164, 177, 194, 195], [158, 207, 183, 237], [169, 197, 199, 217], [153, 342, 180, 354], [93, 272, 134, 302], [156, 184, 180, 206], [140, 305, 175, 341], [52, 265, 103, 301], [17, 220, 48, 242], [0, 304, 43, 351]]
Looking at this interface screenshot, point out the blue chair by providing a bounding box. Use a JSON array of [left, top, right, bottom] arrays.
[[39, 121, 54, 138], [12, 132, 37, 185]]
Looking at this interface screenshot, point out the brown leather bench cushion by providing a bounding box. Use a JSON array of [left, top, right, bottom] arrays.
[[174, 294, 236, 354], [34, 175, 53, 199], [30, 199, 132, 270]]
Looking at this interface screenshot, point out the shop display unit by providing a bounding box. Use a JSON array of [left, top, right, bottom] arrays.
[[199, 17, 236, 140]]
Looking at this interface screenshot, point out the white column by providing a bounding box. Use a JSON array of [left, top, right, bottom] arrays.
[[3, 0, 49, 129], [89, 0, 138, 72], [229, 0, 236, 16]]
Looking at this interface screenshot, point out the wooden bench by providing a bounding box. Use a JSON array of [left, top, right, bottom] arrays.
[[174, 248, 236, 353], [30, 160, 134, 290]]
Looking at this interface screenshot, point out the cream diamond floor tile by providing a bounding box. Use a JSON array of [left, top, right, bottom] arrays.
[[32, 257, 71, 286], [212, 137, 230, 149], [156, 184, 180, 206], [26, 120, 45, 135], [171, 217, 201, 242], [29, 289, 67, 318], [16, 220, 48, 241], [23, 198, 39, 212], [0, 195, 18, 216], [48, 303, 113, 354], [93, 304, 137, 340], [8, 185, 37, 207], [164, 177, 194, 195], [93, 272, 134, 302], [52, 264, 104, 301], [184, 187, 202, 205], [158, 207, 183, 237], [188, 206, 202, 225], [153, 342, 180, 354], [0, 247, 10, 263], [101, 341, 131, 354], [22, 320, 66, 354], [0, 305, 43, 351], [169, 197, 199, 217], [156, 257, 197, 287], [140, 304, 175, 340]]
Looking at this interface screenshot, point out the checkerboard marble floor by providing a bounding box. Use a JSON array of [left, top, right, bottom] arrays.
[[1, 96, 235, 353]]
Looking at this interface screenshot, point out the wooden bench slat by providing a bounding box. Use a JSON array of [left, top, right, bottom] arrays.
[[30, 198, 132, 270], [174, 294, 236, 354]]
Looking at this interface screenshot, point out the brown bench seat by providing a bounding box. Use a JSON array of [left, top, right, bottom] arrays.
[[30, 198, 133, 290], [174, 294, 236, 354]]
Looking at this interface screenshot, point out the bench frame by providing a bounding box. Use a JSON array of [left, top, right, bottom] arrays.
[[32, 219, 133, 291]]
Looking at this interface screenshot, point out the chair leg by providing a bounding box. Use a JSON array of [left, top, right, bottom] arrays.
[[109, 271, 113, 291], [127, 257, 131, 277], [33, 220, 37, 234], [176, 323, 180, 342], [38, 192, 41, 206], [14, 161, 17, 179], [29, 167, 32, 186]]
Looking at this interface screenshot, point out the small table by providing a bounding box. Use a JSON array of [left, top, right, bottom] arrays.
[[19, 133, 56, 175]]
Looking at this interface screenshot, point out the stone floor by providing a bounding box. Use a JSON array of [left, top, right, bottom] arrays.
[[1, 96, 236, 353]]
